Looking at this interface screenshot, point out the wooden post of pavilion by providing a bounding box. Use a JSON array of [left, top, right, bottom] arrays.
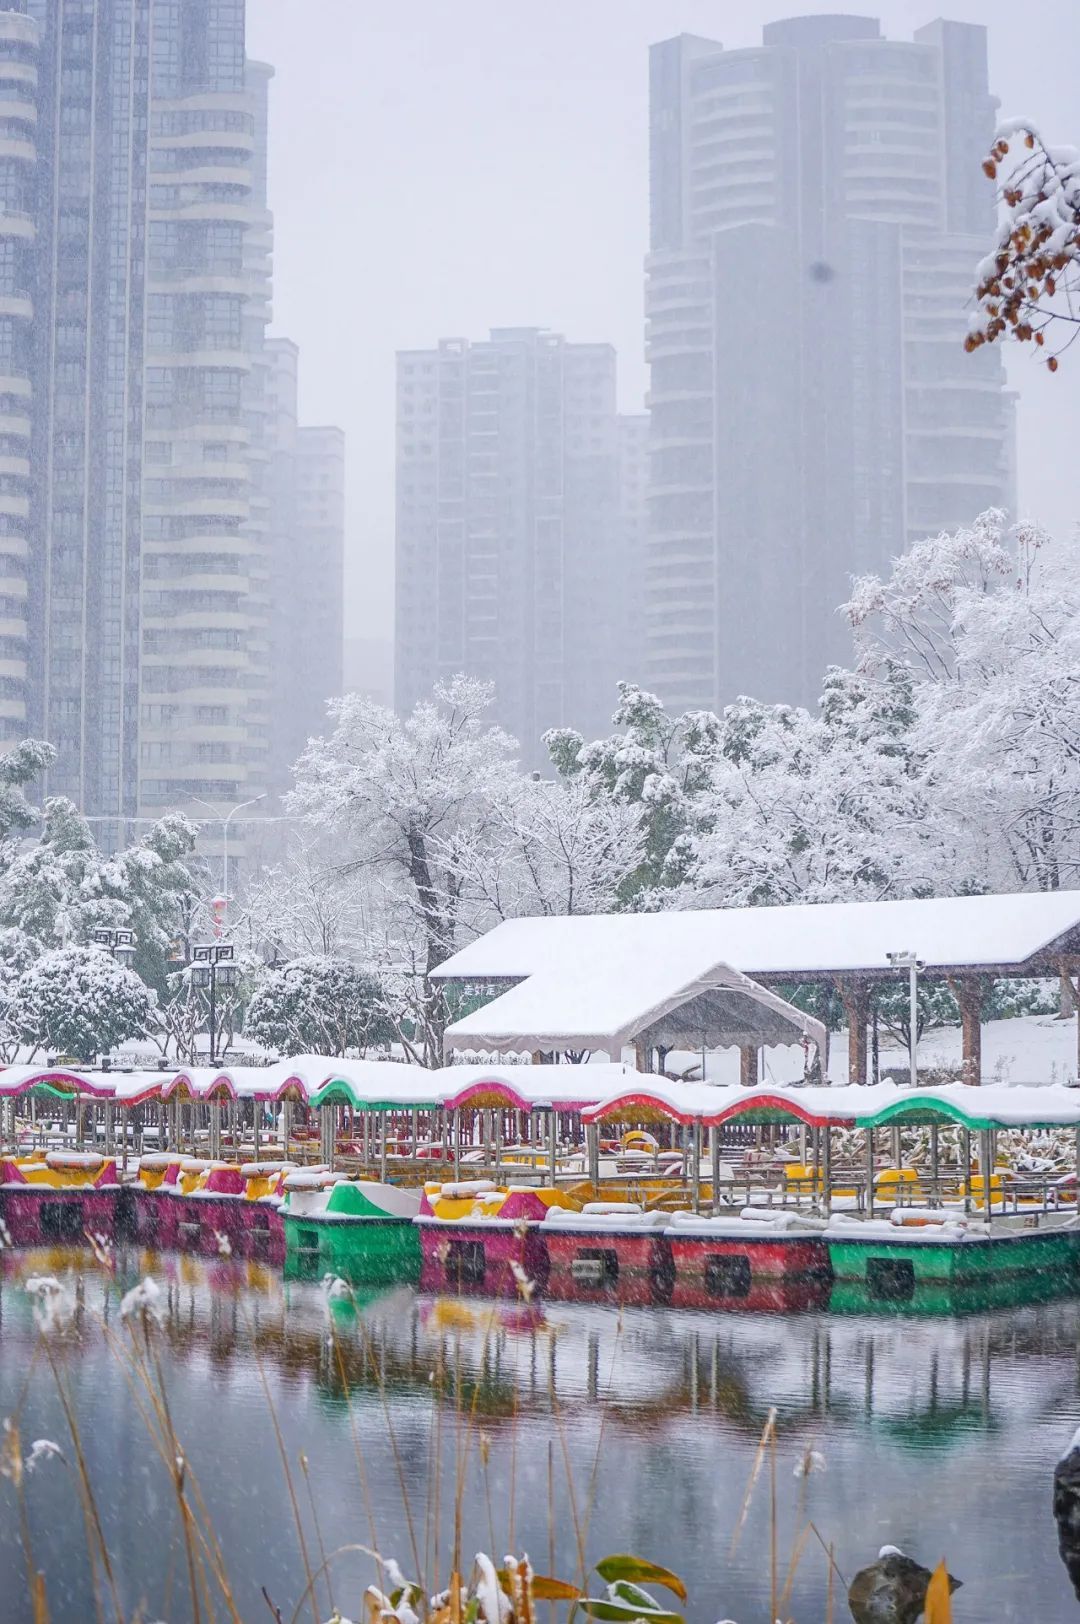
[[710, 1126, 721, 1212], [822, 1123, 832, 1216], [690, 1120, 702, 1214], [836, 978, 870, 1085], [865, 1126, 874, 1218], [951, 976, 983, 1086], [739, 1046, 757, 1088]]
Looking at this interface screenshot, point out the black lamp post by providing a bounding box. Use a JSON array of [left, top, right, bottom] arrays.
[[191, 943, 239, 1066], [93, 926, 138, 967]]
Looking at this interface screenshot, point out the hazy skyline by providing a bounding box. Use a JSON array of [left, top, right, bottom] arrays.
[[247, 0, 1080, 687]]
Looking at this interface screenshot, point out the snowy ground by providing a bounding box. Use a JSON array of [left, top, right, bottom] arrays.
[[666, 1013, 1080, 1088]]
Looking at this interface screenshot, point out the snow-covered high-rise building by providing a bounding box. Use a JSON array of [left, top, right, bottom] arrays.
[[138, 2, 267, 839], [265, 338, 345, 792], [3, 0, 282, 858], [22, 0, 152, 837], [645, 15, 1012, 712], [394, 328, 632, 766]]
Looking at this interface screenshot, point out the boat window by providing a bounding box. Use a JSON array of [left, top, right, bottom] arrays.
[[705, 1254, 751, 1298]]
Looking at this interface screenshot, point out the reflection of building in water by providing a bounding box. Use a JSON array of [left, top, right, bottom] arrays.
[[3, 1249, 1080, 1443]]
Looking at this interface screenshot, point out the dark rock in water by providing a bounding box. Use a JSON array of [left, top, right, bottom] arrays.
[[1053, 1428, 1080, 1601], [847, 1546, 962, 1624]]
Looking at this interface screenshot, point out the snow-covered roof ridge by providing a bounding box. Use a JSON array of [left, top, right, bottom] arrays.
[[433, 890, 1080, 982], [443, 951, 826, 1061]]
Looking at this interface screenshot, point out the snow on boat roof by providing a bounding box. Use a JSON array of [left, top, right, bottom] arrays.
[[443, 948, 826, 1060], [432, 890, 1080, 982], [581, 1078, 1080, 1131], [310, 1061, 638, 1112]]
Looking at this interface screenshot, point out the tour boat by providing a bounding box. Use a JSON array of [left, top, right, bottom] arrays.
[[825, 1207, 1080, 1298], [415, 1180, 578, 1297], [542, 1202, 675, 1304], [124, 1157, 293, 1253], [0, 1152, 121, 1246], [665, 1208, 832, 1301], [122, 1154, 185, 1245], [283, 1173, 423, 1283]]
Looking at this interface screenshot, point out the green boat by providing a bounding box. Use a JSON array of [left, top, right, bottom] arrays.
[[828, 1265, 1080, 1317], [827, 1217, 1080, 1293], [282, 1174, 422, 1285]]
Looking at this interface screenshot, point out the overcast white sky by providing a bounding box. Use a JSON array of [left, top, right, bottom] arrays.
[[246, 1, 1080, 664]]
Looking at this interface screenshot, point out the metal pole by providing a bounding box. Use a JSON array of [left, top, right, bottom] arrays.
[[208, 964, 217, 1068], [822, 1125, 832, 1216], [379, 1111, 388, 1184], [865, 1126, 874, 1218], [980, 1129, 993, 1219], [548, 1111, 557, 1187], [691, 1120, 702, 1214], [930, 1124, 940, 1207], [710, 1125, 721, 1211], [909, 961, 918, 1089], [586, 1122, 600, 1191]]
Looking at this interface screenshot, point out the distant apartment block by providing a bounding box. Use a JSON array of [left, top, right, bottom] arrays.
[[645, 15, 1013, 712], [266, 337, 344, 791], [0, 0, 271, 851], [395, 328, 634, 765]]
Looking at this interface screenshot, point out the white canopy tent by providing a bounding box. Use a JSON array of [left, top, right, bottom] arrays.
[[443, 949, 827, 1068]]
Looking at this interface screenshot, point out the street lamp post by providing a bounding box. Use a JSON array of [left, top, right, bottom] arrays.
[[185, 792, 267, 928], [886, 950, 925, 1089], [92, 926, 138, 968], [191, 942, 239, 1067]]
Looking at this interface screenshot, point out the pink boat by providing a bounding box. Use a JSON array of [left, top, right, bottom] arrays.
[[0, 1153, 121, 1247], [416, 1184, 553, 1297]]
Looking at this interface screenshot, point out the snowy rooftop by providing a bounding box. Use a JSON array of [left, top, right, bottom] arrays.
[[432, 891, 1080, 984], [443, 952, 826, 1060]]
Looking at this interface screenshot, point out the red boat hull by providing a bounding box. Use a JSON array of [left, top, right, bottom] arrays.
[[0, 1185, 121, 1247], [544, 1226, 675, 1306], [418, 1221, 548, 1298]]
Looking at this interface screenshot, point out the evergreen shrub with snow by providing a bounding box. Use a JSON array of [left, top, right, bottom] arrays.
[[17, 945, 155, 1061]]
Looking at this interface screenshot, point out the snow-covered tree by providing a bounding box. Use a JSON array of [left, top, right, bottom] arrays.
[[545, 682, 722, 904], [0, 739, 54, 846], [238, 831, 371, 961], [95, 812, 200, 994], [684, 668, 948, 908], [0, 800, 200, 984], [0, 798, 122, 947], [968, 119, 1080, 371], [16, 944, 155, 1061], [848, 513, 1080, 892], [449, 772, 645, 925], [245, 956, 393, 1057], [287, 676, 518, 1061]]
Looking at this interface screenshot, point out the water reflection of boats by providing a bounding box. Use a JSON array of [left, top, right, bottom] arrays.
[[3, 1248, 1080, 1449], [829, 1270, 1080, 1317]]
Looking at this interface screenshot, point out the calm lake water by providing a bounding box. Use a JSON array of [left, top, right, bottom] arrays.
[[1, 1246, 1078, 1622]]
